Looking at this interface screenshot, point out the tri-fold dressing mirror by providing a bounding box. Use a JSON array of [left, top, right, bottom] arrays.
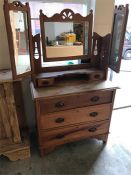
[[4, 0, 33, 79], [3, 0, 129, 87]]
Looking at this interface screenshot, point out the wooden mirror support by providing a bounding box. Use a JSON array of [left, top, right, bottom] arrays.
[[32, 32, 110, 87], [4, 0, 34, 79]]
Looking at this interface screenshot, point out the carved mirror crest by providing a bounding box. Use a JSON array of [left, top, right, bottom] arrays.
[[4, 0, 33, 79], [40, 9, 93, 62]]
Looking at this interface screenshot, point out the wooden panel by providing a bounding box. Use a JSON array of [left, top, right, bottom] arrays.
[[0, 84, 12, 141], [31, 80, 118, 99], [13, 81, 26, 128], [40, 103, 112, 130], [0, 121, 6, 139], [4, 83, 21, 143], [39, 90, 113, 114], [40, 120, 110, 148], [46, 45, 83, 58]]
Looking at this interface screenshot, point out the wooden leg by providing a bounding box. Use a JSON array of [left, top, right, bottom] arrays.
[[40, 147, 56, 157], [95, 134, 108, 144], [4, 147, 30, 161]]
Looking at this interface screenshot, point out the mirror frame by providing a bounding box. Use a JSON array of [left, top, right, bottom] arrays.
[[40, 8, 93, 62], [4, 0, 34, 79], [109, 4, 129, 73]]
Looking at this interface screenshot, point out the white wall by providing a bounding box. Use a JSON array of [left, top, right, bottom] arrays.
[[0, 0, 11, 69], [94, 0, 115, 36]]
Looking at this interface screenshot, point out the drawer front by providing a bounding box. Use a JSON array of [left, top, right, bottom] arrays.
[[39, 90, 113, 114], [40, 120, 110, 148], [40, 104, 112, 130]]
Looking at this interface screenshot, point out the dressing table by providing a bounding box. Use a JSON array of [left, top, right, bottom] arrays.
[[31, 80, 117, 155], [3, 0, 129, 156]]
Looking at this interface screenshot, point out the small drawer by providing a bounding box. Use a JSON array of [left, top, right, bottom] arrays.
[[39, 90, 113, 114], [37, 78, 54, 87], [39, 103, 112, 130], [40, 120, 110, 148]]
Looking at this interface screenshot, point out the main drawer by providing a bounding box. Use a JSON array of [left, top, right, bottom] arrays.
[[39, 90, 113, 114], [39, 103, 112, 130], [40, 120, 110, 148]]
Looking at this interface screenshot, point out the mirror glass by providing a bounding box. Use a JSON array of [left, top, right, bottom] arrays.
[[9, 10, 31, 75], [110, 14, 124, 64], [44, 22, 88, 59]]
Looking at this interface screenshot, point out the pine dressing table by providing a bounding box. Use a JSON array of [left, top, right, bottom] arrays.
[[3, 0, 129, 156]]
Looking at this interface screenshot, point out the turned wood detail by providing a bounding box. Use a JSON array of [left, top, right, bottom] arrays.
[[32, 34, 42, 74], [0, 85, 12, 141], [0, 83, 21, 143]]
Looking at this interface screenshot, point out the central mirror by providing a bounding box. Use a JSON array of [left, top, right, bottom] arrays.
[[45, 22, 85, 58], [40, 9, 93, 62]]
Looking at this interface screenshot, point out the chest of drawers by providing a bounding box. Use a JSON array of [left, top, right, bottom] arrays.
[[31, 80, 117, 156]]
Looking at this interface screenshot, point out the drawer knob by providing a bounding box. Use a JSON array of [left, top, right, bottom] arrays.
[[55, 117, 64, 123], [55, 101, 65, 108], [88, 127, 97, 132], [56, 135, 65, 139], [90, 96, 100, 102], [94, 74, 101, 79], [90, 112, 98, 117], [42, 81, 49, 85]]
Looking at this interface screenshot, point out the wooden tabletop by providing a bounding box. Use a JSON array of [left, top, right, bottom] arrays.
[[31, 80, 119, 100], [0, 70, 22, 83], [0, 70, 13, 83]]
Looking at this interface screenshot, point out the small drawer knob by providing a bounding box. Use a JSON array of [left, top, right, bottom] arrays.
[[90, 96, 100, 102], [55, 117, 64, 123], [88, 127, 97, 132], [55, 101, 65, 108], [42, 81, 49, 85], [56, 135, 65, 139], [90, 112, 98, 117], [94, 74, 100, 79]]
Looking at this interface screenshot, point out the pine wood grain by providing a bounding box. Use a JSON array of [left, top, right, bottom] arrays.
[[4, 83, 21, 143], [0, 85, 12, 141]]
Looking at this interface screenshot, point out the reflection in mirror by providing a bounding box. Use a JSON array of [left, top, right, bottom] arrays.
[[44, 22, 87, 58], [9, 10, 31, 75], [110, 14, 124, 64]]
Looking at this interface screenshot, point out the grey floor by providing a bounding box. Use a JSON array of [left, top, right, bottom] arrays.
[[1, 107, 131, 175]]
